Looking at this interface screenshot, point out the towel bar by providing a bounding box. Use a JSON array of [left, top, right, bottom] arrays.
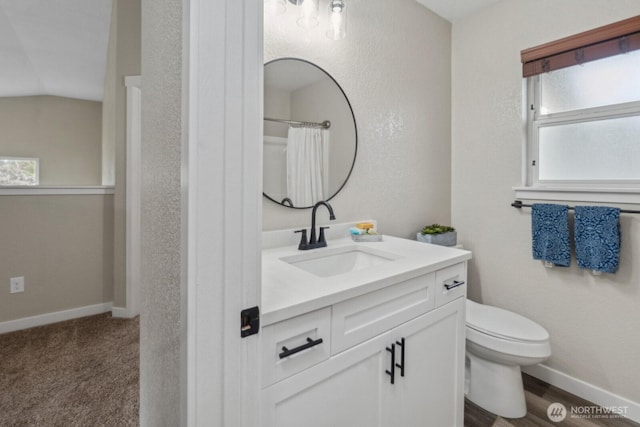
[[511, 200, 640, 215]]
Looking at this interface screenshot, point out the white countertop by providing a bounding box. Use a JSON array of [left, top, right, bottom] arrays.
[[262, 235, 472, 326]]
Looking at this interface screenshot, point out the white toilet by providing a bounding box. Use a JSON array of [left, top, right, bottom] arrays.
[[465, 299, 551, 418]]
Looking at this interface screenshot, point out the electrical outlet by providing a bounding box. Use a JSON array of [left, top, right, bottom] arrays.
[[10, 276, 24, 294]]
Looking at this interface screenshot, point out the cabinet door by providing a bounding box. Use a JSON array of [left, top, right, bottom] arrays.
[[262, 331, 393, 427], [388, 299, 465, 427]]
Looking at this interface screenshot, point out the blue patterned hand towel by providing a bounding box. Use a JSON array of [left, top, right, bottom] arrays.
[[532, 204, 571, 267], [574, 206, 620, 273]]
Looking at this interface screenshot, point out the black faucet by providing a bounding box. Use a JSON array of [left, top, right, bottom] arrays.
[[294, 201, 336, 250]]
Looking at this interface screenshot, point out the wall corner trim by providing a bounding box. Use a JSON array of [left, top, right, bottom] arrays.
[[523, 364, 640, 423], [0, 302, 113, 334]]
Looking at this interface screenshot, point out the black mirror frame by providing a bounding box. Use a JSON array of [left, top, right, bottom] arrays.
[[262, 57, 358, 209]]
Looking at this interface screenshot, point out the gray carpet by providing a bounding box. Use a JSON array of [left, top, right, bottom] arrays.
[[0, 313, 139, 426]]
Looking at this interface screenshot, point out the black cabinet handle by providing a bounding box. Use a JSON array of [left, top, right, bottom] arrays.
[[279, 337, 323, 359], [385, 344, 396, 385], [395, 338, 405, 377], [444, 280, 465, 291]]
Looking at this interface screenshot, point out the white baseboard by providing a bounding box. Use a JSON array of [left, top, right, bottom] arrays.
[[111, 306, 138, 319], [523, 364, 640, 423], [0, 302, 113, 334]]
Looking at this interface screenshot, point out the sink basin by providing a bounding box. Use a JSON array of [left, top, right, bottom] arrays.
[[280, 245, 401, 277]]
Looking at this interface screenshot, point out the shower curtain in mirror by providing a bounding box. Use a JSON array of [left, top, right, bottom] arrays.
[[286, 126, 328, 207]]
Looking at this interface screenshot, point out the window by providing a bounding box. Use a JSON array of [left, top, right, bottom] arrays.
[[0, 157, 40, 185], [520, 15, 640, 197], [529, 50, 640, 185]]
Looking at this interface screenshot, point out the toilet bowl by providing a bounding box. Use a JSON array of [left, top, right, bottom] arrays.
[[465, 299, 551, 418]]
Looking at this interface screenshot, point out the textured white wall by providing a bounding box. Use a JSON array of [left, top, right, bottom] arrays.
[[140, 0, 182, 423], [452, 0, 640, 404], [264, 0, 452, 238]]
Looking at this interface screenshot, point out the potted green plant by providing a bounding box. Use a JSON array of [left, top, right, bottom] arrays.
[[416, 224, 457, 247]]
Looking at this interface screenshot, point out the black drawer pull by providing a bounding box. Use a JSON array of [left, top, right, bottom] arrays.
[[395, 338, 405, 377], [385, 344, 396, 385], [279, 337, 324, 359], [444, 280, 465, 291]]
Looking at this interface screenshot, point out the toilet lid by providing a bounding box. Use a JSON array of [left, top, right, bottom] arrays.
[[466, 300, 549, 342]]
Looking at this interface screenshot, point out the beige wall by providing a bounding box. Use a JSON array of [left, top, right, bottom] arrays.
[[140, 0, 182, 423], [0, 96, 102, 186], [264, 0, 452, 237], [0, 195, 114, 322], [0, 0, 140, 321], [114, 0, 141, 311], [102, 2, 118, 187], [102, 0, 142, 309], [452, 0, 640, 404]]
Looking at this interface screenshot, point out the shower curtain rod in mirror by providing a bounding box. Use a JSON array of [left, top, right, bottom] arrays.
[[264, 117, 331, 129]]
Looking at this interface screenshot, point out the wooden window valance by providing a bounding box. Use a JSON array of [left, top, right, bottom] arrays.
[[520, 15, 640, 77]]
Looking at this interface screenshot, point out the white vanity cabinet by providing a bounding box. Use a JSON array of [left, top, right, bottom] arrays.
[[262, 325, 392, 427], [261, 262, 467, 427], [385, 299, 465, 427]]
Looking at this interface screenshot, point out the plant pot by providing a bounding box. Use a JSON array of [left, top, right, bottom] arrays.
[[416, 231, 457, 247]]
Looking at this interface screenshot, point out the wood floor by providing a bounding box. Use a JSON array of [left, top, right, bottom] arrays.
[[464, 373, 639, 427]]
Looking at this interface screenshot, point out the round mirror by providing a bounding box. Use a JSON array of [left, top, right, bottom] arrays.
[[263, 58, 357, 209]]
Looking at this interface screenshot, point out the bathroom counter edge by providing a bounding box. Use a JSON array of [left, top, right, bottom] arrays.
[[262, 235, 472, 326]]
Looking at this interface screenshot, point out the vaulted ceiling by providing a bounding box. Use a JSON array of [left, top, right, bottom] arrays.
[[0, 0, 112, 102]]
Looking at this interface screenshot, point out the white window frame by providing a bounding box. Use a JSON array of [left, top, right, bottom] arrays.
[[0, 156, 40, 186], [515, 74, 640, 204]]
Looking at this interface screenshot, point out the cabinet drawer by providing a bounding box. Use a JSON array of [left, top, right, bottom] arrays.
[[331, 273, 435, 355], [262, 307, 331, 387], [435, 262, 466, 307]]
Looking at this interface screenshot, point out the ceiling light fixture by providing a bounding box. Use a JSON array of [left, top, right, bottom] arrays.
[[267, 0, 348, 41], [326, 0, 346, 40]]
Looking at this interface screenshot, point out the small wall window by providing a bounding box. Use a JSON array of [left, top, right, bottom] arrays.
[[527, 50, 640, 186], [0, 157, 40, 185], [520, 16, 640, 196]]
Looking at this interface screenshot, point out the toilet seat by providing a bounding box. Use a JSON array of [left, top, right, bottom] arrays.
[[466, 299, 549, 343]]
